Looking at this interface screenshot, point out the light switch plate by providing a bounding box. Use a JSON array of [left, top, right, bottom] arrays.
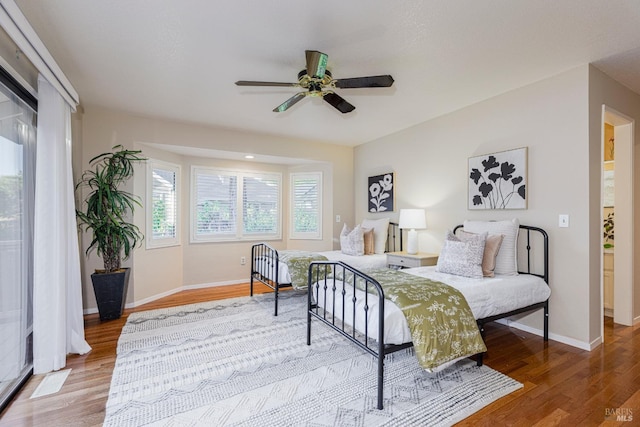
[[559, 214, 569, 228]]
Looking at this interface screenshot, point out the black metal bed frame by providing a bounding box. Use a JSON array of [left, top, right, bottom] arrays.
[[251, 222, 402, 316], [306, 224, 549, 410]]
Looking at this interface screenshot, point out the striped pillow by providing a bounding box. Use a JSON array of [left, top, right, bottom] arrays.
[[463, 219, 519, 275]]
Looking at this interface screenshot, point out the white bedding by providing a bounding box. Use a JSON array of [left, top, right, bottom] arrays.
[[262, 251, 388, 284], [405, 266, 551, 320], [323, 251, 388, 270], [314, 266, 550, 345]]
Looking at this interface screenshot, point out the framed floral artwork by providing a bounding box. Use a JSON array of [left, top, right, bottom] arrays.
[[468, 147, 527, 210], [368, 173, 394, 212]]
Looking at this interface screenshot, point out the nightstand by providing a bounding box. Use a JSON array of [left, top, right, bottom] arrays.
[[386, 251, 439, 269]]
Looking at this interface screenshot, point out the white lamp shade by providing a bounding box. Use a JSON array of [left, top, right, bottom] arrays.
[[398, 209, 426, 254], [398, 209, 426, 230]]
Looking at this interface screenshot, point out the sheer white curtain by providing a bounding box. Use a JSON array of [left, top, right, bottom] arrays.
[[33, 74, 90, 374]]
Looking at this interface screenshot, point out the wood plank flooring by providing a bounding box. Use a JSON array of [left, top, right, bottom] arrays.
[[0, 283, 638, 426]]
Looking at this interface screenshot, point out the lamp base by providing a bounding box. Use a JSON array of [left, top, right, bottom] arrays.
[[407, 229, 418, 254]]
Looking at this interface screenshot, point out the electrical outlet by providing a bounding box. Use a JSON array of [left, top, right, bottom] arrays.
[[335, 215, 341, 223], [240, 256, 246, 265]]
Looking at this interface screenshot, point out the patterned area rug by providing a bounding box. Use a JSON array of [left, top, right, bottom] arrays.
[[104, 292, 522, 426]]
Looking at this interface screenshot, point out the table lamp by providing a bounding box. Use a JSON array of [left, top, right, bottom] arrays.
[[398, 208, 426, 255]]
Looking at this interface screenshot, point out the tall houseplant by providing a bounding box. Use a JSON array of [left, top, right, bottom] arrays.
[[76, 145, 146, 320]]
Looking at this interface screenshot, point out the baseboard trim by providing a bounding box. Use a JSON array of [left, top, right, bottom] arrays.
[[83, 279, 248, 315], [495, 318, 593, 351]]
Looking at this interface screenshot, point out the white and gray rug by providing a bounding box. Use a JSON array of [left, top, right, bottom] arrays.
[[104, 292, 522, 426]]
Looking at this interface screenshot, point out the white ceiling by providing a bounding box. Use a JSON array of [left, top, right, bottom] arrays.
[[14, 0, 640, 147]]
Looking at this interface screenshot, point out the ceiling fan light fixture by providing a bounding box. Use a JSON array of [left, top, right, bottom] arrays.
[[237, 50, 393, 114]]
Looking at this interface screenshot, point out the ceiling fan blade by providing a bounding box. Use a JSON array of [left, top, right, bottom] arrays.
[[305, 50, 328, 79], [236, 80, 299, 87], [273, 92, 307, 112], [334, 75, 394, 88], [323, 92, 355, 114]]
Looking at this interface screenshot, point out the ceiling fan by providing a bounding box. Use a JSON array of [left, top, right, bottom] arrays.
[[235, 50, 394, 114]]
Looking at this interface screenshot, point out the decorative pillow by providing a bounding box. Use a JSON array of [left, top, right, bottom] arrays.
[[458, 230, 504, 277], [363, 227, 375, 255], [340, 223, 364, 256], [463, 218, 519, 275], [361, 218, 390, 254], [436, 230, 486, 278]]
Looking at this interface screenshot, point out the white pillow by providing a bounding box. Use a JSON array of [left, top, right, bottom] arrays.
[[361, 218, 390, 254], [435, 230, 486, 278], [340, 224, 364, 256], [463, 218, 519, 275]]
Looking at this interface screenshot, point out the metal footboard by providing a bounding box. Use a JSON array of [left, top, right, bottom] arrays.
[[306, 261, 412, 410], [251, 243, 291, 316]]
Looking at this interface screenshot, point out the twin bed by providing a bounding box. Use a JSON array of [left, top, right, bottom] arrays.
[[251, 221, 402, 315], [251, 219, 550, 410]]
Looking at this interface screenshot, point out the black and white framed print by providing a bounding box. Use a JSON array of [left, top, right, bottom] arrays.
[[368, 173, 394, 212], [468, 147, 527, 210]]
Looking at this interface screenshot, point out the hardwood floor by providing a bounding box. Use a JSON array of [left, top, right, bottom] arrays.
[[0, 284, 638, 426]]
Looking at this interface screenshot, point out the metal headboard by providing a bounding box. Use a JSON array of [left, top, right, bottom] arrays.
[[386, 221, 402, 253], [453, 224, 549, 284]]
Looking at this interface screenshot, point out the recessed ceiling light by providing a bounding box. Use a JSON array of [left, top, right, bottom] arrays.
[[244, 155, 254, 159]]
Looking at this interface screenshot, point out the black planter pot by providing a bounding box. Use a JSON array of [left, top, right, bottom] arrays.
[[91, 268, 131, 321]]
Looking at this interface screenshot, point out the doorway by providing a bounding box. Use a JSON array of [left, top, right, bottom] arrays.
[[601, 106, 634, 333]]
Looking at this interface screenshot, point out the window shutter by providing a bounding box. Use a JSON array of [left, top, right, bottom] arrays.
[[190, 167, 281, 242], [195, 171, 237, 237], [147, 160, 180, 249], [151, 168, 176, 239], [243, 175, 279, 234], [291, 172, 322, 239]]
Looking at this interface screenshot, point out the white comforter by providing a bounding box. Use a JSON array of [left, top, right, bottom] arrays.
[[314, 266, 550, 345], [404, 266, 551, 320], [271, 251, 388, 284]]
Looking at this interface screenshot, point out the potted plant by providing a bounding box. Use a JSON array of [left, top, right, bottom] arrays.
[[603, 211, 614, 250], [76, 145, 146, 320]]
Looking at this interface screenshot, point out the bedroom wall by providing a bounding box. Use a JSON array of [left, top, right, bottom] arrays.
[[79, 106, 353, 311], [355, 66, 593, 347]]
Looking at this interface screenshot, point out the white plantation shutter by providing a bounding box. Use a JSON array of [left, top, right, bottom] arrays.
[[146, 160, 180, 248], [194, 170, 237, 238], [243, 175, 280, 235], [191, 167, 281, 242], [291, 172, 322, 239]]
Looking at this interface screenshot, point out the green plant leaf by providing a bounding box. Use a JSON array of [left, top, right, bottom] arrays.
[[76, 145, 146, 273]]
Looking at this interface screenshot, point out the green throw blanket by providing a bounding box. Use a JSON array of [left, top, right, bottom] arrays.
[[279, 250, 328, 290], [362, 269, 487, 370]]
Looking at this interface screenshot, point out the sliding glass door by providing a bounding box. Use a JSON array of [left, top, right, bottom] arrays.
[[0, 71, 36, 411]]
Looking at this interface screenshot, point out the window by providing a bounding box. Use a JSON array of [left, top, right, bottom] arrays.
[[146, 160, 180, 248], [191, 166, 281, 242], [290, 172, 322, 239], [0, 67, 37, 411]]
